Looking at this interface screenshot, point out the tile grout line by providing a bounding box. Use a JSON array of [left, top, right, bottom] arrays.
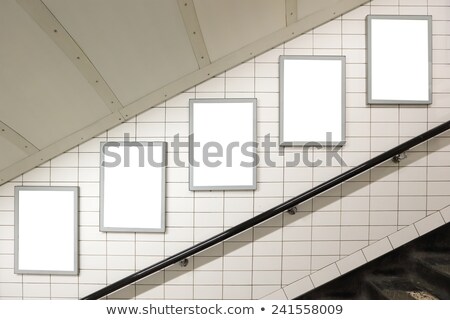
[[425, 0, 430, 219], [77, 140, 80, 300], [105, 126, 109, 299], [222, 64, 227, 300], [368, 0, 373, 248], [309, 24, 315, 276], [250, 55, 256, 300], [191, 84, 196, 300], [280, 41, 286, 291], [396, 0, 401, 233], [134, 114, 138, 300], [339, 13, 344, 261]]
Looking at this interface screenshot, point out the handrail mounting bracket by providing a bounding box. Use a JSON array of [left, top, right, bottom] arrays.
[[287, 207, 298, 215], [179, 258, 189, 267], [393, 151, 408, 163]]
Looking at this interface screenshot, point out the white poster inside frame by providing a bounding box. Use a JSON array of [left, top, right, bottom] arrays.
[[367, 15, 432, 104], [14, 186, 79, 275], [100, 141, 166, 232], [280, 55, 346, 147], [189, 99, 257, 191]]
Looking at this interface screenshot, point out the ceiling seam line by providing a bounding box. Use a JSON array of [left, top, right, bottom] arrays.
[[16, 0, 124, 113], [0, 120, 39, 154]]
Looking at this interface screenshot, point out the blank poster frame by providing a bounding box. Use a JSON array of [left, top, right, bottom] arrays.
[[100, 141, 166, 233], [14, 186, 79, 275], [280, 55, 346, 147], [367, 15, 432, 105], [189, 98, 257, 191]]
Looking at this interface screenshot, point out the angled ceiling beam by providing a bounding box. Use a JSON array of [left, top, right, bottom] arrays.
[[16, 0, 123, 113], [1, 0, 369, 185], [0, 112, 123, 184], [177, 0, 211, 68], [0, 121, 39, 155], [285, 0, 298, 26]]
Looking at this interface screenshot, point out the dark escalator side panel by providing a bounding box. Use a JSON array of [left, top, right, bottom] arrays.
[[296, 223, 450, 300]]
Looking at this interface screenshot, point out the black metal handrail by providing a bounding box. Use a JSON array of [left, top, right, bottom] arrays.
[[82, 120, 450, 300]]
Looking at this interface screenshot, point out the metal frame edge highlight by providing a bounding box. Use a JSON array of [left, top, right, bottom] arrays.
[[99, 141, 167, 233], [14, 186, 79, 275], [188, 98, 257, 191], [366, 15, 433, 105], [279, 55, 346, 147]]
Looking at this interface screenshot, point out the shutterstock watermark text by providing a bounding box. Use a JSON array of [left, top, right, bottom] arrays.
[[101, 133, 346, 168]]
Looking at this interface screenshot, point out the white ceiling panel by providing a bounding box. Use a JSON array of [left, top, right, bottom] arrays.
[[43, 0, 199, 106], [0, 0, 111, 150], [297, 0, 335, 20], [194, 0, 286, 61], [0, 135, 28, 170]]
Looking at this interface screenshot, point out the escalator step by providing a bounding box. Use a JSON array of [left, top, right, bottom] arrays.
[[365, 276, 440, 300], [406, 291, 437, 300], [413, 252, 450, 278], [412, 252, 450, 299]]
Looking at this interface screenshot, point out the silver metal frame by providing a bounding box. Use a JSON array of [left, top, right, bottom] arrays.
[[100, 141, 166, 233], [14, 186, 79, 275], [279, 55, 346, 147], [366, 15, 433, 105], [189, 98, 257, 191]]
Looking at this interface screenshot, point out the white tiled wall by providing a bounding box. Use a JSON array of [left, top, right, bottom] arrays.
[[0, 0, 449, 299]]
